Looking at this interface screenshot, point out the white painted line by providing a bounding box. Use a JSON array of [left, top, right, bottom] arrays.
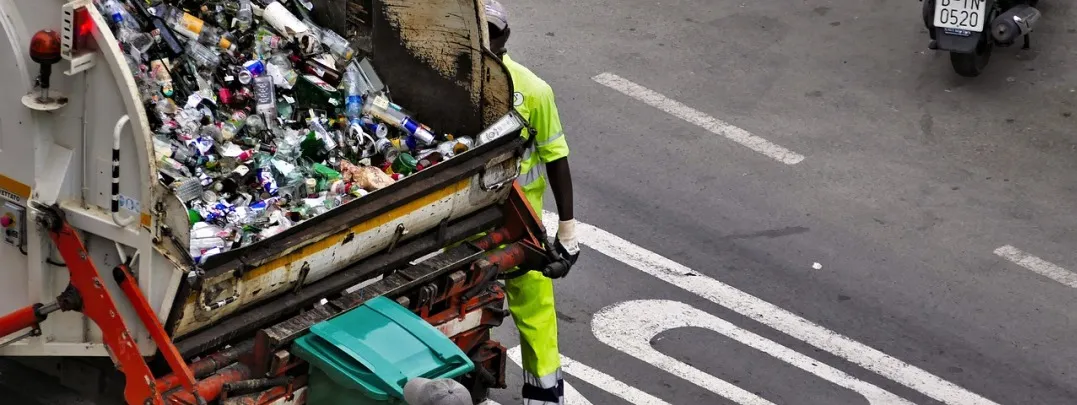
[[994, 245, 1077, 288], [593, 299, 914, 405], [592, 72, 805, 165], [543, 212, 1000, 405], [508, 346, 671, 405], [506, 346, 594, 405]]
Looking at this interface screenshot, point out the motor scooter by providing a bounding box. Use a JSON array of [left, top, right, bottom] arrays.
[[921, 0, 1042, 77]]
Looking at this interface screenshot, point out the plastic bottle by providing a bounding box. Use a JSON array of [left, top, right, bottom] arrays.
[[321, 28, 355, 64], [129, 0, 184, 58], [157, 6, 233, 52], [234, 0, 254, 32], [254, 27, 285, 58], [343, 63, 364, 120], [310, 121, 338, 152], [100, 0, 140, 31], [362, 93, 436, 145], [161, 5, 207, 41], [159, 155, 193, 178], [186, 41, 221, 69], [199, 28, 238, 52], [266, 54, 298, 89], [99, 0, 151, 55]]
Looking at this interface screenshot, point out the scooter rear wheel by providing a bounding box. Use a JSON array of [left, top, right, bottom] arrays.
[[950, 39, 993, 77]]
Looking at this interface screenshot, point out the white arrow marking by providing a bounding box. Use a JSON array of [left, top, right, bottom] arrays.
[[543, 212, 999, 405], [593, 299, 915, 404]]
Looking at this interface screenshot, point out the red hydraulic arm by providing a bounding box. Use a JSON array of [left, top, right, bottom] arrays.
[[0, 305, 40, 337], [0, 204, 204, 405], [114, 263, 199, 398]]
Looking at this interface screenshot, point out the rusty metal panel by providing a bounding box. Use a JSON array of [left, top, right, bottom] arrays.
[[372, 0, 513, 135]]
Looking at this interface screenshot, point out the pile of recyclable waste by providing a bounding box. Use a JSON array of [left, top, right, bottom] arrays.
[[98, 0, 476, 263]]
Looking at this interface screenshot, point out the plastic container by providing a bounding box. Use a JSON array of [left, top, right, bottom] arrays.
[[291, 296, 474, 405]]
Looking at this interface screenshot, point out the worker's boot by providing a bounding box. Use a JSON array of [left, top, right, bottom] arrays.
[[522, 369, 563, 405]]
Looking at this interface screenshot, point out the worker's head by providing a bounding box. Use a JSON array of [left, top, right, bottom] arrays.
[[485, 0, 510, 56]]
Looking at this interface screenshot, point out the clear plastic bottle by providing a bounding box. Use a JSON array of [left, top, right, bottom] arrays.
[[198, 27, 238, 52], [159, 155, 193, 179], [234, 0, 254, 32], [362, 93, 436, 145], [343, 63, 363, 120], [266, 54, 298, 89], [159, 5, 236, 52], [321, 28, 355, 64], [254, 27, 284, 58], [100, 0, 140, 31], [99, 0, 152, 55], [119, 28, 154, 55], [310, 121, 338, 152], [185, 41, 221, 69], [274, 128, 304, 160], [161, 5, 207, 41]]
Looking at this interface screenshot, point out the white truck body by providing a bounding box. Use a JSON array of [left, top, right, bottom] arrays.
[[0, 0, 519, 357]]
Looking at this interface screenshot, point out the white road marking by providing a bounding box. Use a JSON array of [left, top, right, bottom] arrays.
[[994, 245, 1077, 288], [591, 72, 805, 165], [508, 346, 671, 405], [593, 300, 915, 405], [543, 212, 1000, 405], [506, 346, 594, 405]]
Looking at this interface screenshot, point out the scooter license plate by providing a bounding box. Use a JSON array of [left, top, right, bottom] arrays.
[[934, 0, 988, 32]]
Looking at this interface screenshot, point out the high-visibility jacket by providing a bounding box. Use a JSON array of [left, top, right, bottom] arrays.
[[501, 54, 569, 403], [503, 54, 570, 217]]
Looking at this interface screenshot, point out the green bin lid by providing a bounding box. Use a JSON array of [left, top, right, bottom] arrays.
[[291, 296, 474, 400]]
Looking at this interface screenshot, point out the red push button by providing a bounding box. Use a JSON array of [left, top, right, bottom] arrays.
[[1, 215, 13, 228]]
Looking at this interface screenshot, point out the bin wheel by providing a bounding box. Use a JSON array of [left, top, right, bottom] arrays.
[[458, 370, 492, 404], [469, 386, 490, 404]]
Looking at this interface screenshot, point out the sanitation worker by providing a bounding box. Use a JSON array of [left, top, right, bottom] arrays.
[[485, 1, 579, 404]]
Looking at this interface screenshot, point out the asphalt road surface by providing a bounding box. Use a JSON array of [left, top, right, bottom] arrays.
[[486, 0, 1077, 404]]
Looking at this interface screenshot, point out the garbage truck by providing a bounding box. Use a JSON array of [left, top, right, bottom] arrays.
[[0, 0, 562, 403]]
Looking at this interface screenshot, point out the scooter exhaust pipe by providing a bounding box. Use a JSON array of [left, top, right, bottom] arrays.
[[991, 4, 1041, 44]]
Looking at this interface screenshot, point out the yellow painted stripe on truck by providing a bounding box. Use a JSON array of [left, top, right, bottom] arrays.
[[182, 178, 471, 309], [245, 177, 470, 280], [0, 174, 31, 202]]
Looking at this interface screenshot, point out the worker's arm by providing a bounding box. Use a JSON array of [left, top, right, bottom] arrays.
[[546, 158, 573, 221], [532, 85, 579, 266]]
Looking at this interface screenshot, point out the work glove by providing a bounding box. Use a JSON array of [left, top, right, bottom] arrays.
[[543, 219, 580, 279], [555, 219, 580, 265]]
